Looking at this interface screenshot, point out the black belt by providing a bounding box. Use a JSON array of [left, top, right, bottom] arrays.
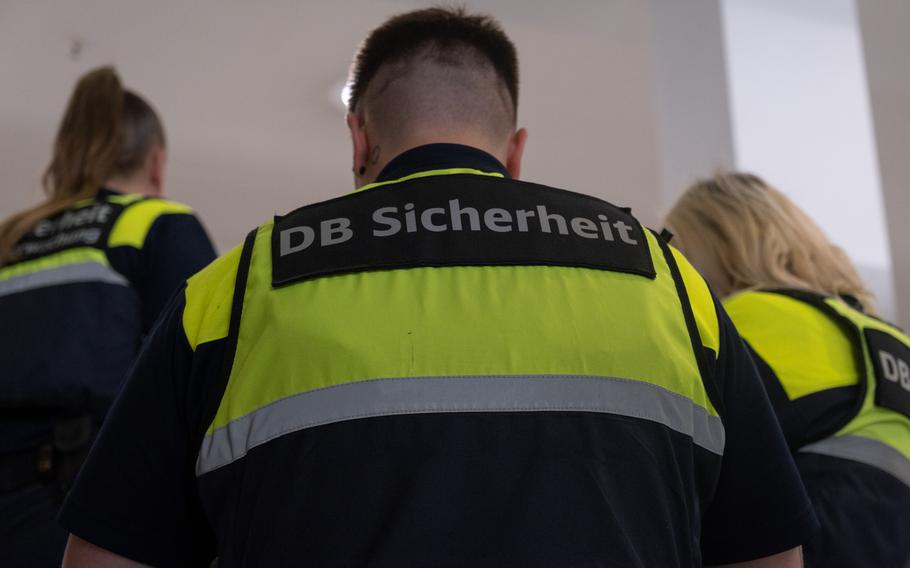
[[0, 415, 93, 494]]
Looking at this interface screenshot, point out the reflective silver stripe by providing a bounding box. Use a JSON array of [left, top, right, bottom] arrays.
[[197, 374, 725, 476], [0, 261, 128, 298], [802, 435, 910, 487]]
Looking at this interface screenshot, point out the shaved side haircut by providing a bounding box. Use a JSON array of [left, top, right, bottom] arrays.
[[348, 7, 520, 146]]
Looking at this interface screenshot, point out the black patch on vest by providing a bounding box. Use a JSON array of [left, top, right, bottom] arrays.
[[865, 328, 910, 420], [14, 201, 126, 262], [271, 175, 655, 287]]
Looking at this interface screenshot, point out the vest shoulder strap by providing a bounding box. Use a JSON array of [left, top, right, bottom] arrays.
[[107, 196, 193, 249], [653, 232, 725, 420], [761, 288, 893, 427], [192, 228, 258, 447]]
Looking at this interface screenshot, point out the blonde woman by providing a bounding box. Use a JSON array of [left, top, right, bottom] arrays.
[[0, 67, 215, 567], [665, 172, 910, 568]]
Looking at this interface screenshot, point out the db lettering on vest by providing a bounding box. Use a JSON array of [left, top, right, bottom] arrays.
[[879, 351, 910, 389], [15, 202, 122, 261], [279, 201, 640, 256], [279, 218, 354, 255], [867, 328, 910, 419], [271, 175, 656, 286]]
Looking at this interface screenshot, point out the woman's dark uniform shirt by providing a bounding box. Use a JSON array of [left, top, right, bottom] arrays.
[[60, 146, 817, 567], [0, 189, 216, 568], [0, 189, 217, 452], [725, 290, 910, 568]]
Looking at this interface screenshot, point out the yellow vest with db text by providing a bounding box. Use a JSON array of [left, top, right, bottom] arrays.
[[184, 169, 725, 476], [726, 289, 910, 487]]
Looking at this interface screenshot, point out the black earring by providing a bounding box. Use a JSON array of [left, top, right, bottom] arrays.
[[359, 166, 366, 176]]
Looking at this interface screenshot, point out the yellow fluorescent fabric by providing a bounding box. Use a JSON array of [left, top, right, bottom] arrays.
[[670, 247, 719, 357], [355, 168, 505, 193], [75, 193, 143, 208], [108, 199, 193, 249], [724, 291, 861, 400], [820, 298, 910, 462], [208, 225, 714, 433], [183, 244, 243, 350], [725, 290, 910, 466], [0, 247, 109, 281], [105, 194, 145, 206]]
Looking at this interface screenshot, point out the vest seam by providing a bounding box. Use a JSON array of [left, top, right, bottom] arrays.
[[213, 228, 258, 557], [197, 375, 726, 475], [199, 229, 258, 441], [208, 373, 718, 429], [222, 406, 721, 472], [273, 258, 657, 289], [653, 231, 725, 421]]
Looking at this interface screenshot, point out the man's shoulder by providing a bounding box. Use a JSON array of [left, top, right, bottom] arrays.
[[182, 240, 247, 350], [666, 245, 721, 358]]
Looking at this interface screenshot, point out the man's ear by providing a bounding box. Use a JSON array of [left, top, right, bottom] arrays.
[[346, 113, 370, 186], [147, 145, 166, 197], [505, 128, 528, 179]]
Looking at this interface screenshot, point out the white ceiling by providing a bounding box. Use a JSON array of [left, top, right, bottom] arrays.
[[0, 0, 669, 251]]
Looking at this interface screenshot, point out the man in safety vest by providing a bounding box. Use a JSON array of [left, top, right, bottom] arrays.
[[60, 8, 817, 567]]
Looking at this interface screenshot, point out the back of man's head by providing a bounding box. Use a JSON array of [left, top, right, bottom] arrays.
[[347, 7, 520, 159]]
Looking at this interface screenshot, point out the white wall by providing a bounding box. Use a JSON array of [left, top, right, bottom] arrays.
[[721, 0, 895, 317]]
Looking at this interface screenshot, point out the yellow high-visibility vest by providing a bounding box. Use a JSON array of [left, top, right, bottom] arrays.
[[726, 289, 910, 487], [0, 192, 192, 298], [185, 169, 725, 476]]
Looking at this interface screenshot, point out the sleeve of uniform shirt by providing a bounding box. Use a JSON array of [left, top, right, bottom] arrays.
[[58, 290, 217, 567], [136, 214, 217, 331], [699, 299, 819, 565]]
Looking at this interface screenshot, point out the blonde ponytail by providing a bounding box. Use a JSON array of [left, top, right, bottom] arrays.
[[0, 66, 164, 266]]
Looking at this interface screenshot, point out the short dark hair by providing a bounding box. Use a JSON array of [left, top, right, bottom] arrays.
[[348, 6, 519, 118]]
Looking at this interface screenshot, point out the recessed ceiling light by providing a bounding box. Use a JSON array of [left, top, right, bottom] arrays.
[[340, 82, 353, 108]]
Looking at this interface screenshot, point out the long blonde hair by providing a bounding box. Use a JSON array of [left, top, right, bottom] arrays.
[[665, 172, 877, 314], [0, 66, 165, 266]]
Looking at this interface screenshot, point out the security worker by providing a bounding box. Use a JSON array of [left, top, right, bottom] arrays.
[[60, 9, 815, 567], [0, 67, 216, 567], [665, 172, 910, 568]]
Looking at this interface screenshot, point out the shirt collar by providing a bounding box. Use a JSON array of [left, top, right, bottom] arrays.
[[375, 143, 510, 183], [96, 187, 123, 199]]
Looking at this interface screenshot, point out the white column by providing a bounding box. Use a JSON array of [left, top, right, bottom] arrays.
[[856, 0, 910, 327], [720, 0, 896, 319]]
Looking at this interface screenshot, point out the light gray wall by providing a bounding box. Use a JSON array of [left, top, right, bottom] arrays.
[[649, 0, 735, 215], [857, 0, 910, 327]]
